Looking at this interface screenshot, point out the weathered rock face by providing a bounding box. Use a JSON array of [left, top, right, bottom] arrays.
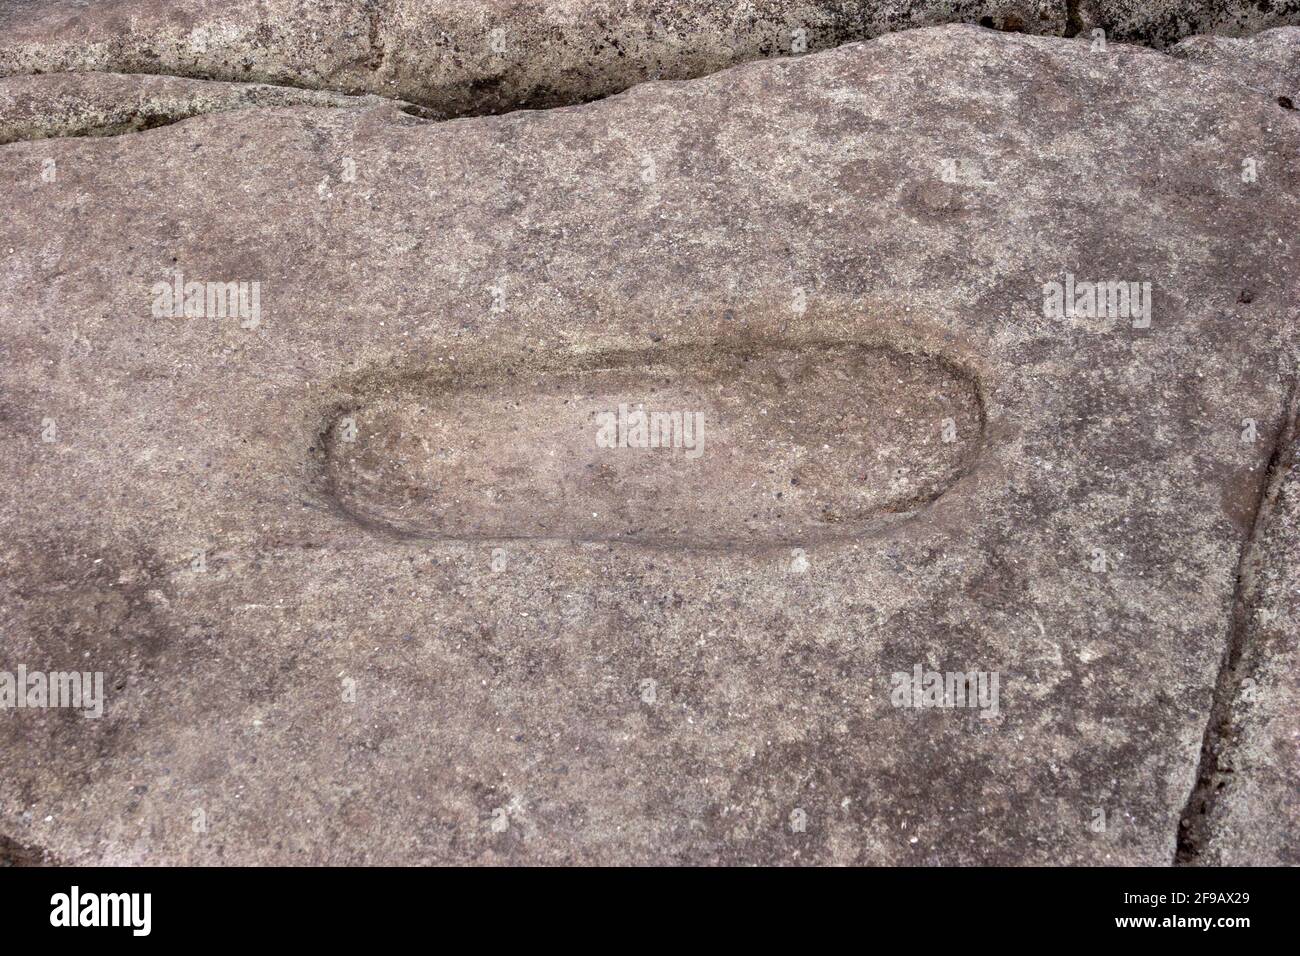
[[1180, 433, 1300, 866], [1083, 0, 1300, 49], [0, 1, 1067, 116], [1165, 26, 1300, 867], [0, 71, 405, 144], [1172, 25, 1300, 102], [5, 0, 1299, 119], [1, 24, 1296, 864], [322, 342, 984, 546]]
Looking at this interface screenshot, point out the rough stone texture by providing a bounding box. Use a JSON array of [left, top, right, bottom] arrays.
[[1, 25, 1297, 865], [4, 3, 1299, 119], [1186, 435, 1300, 866], [0, 71, 407, 144], [0, 0, 1123, 118], [323, 342, 983, 546], [5, 3, 1299, 117], [1171, 25, 1300, 102], [0, 1, 1068, 117], [1168, 28, 1300, 864], [1081, 1, 1300, 49]]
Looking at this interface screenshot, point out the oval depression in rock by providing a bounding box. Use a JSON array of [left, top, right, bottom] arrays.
[[322, 341, 983, 546]]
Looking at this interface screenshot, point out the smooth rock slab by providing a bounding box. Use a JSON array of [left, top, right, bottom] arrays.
[[0, 25, 1298, 864]]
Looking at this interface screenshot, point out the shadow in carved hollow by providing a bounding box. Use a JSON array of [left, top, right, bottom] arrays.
[[320, 340, 985, 547]]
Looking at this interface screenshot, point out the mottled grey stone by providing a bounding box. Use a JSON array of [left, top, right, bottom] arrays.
[[1182, 431, 1300, 866], [0, 0, 1128, 119], [3, 2, 1298, 120], [1, 25, 1297, 864], [1080, 0, 1300, 49], [1171, 25, 1300, 102], [0, 71, 407, 144]]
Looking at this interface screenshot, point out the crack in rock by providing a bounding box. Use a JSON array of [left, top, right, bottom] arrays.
[[0, 71, 416, 145], [1175, 376, 1300, 864], [2, 1, 1298, 119]]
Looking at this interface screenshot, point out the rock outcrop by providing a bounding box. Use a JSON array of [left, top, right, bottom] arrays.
[[2, 1, 1299, 118], [2, 23, 1297, 863]]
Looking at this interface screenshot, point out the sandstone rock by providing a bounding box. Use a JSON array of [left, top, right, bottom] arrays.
[[0, 24, 1297, 864], [0, 1, 1102, 117], [1180, 430, 1300, 866], [1171, 25, 1300, 103], [0, 71, 408, 144], [5, 3, 1299, 119], [5, 2, 1299, 118], [1081, 0, 1300, 49]]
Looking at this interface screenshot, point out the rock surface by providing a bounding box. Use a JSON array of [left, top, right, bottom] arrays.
[[1180, 430, 1300, 866], [1172, 25, 1300, 102], [322, 342, 984, 546], [2, 23, 1297, 865], [5, 0, 1300, 119], [1083, 0, 1300, 48], [0, 71, 406, 144], [0, 1, 1069, 116]]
